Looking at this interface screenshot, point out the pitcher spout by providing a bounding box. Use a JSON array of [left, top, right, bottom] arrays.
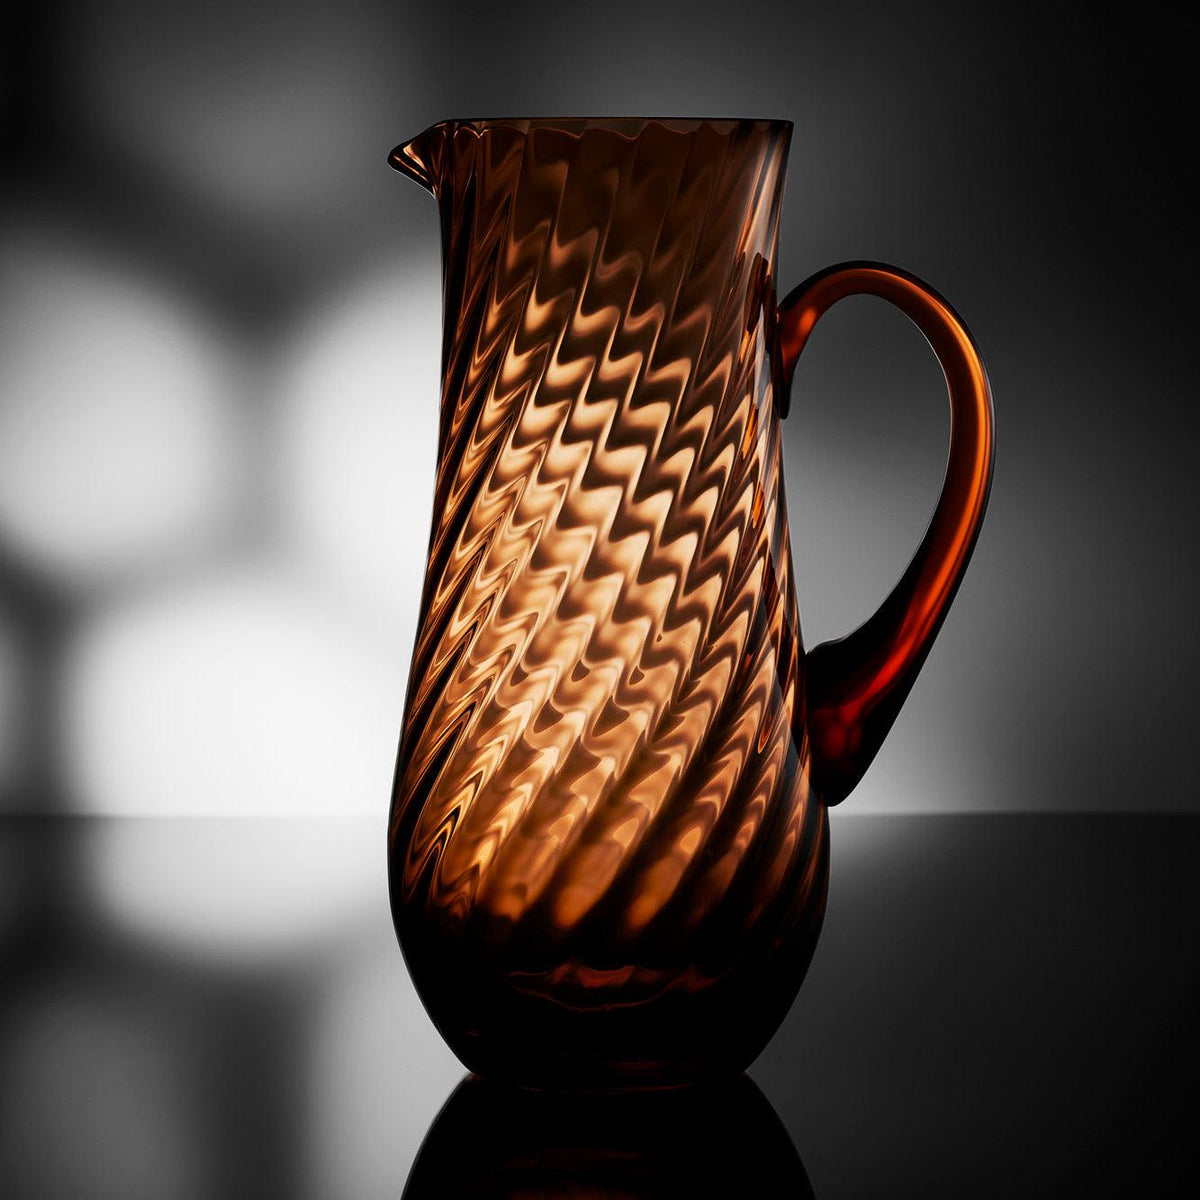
[[388, 122, 446, 197]]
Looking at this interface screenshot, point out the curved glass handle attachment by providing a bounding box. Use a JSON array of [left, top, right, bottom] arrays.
[[776, 262, 995, 805]]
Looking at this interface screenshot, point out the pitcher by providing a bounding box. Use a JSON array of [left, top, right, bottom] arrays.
[[387, 118, 993, 1088]]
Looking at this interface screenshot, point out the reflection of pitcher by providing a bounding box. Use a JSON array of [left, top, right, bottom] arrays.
[[389, 118, 993, 1088], [402, 1075, 813, 1197]]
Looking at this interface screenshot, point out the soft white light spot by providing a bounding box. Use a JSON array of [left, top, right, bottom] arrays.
[[63, 562, 404, 817], [275, 267, 440, 638], [85, 817, 383, 965], [307, 928, 463, 1198], [0, 232, 243, 587]]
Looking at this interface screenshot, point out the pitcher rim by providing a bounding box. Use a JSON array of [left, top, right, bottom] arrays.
[[390, 118, 793, 193], [410, 116, 794, 133]]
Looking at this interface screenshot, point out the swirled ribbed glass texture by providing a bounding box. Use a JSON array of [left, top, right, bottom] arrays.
[[388, 119, 826, 1087]]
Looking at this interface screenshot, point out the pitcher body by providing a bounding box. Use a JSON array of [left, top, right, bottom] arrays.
[[387, 118, 993, 1088]]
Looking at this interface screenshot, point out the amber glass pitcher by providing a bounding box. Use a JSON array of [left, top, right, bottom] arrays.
[[388, 118, 993, 1089]]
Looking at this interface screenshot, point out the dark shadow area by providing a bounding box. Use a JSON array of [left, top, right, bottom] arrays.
[[755, 814, 1200, 1196]]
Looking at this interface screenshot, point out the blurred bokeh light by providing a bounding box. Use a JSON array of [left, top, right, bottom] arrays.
[[274, 266, 440, 632], [81, 817, 384, 964], [63, 563, 404, 818], [306, 925, 463, 1198], [0, 225, 244, 588]]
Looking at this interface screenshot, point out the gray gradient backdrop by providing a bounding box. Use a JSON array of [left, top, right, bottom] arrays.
[[3, 1, 1194, 819], [2, 4, 1198, 1197]]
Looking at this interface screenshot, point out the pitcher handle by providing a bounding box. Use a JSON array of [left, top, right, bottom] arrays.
[[775, 261, 995, 805]]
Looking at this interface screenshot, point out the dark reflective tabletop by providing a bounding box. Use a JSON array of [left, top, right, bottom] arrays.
[[1, 814, 1196, 1197]]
